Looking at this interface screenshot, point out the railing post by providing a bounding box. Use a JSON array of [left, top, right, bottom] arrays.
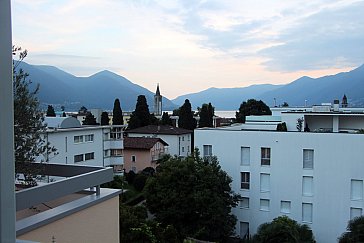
[[0, 0, 15, 242]]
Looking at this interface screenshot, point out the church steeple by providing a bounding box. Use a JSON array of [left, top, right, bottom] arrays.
[[342, 94, 348, 108], [154, 84, 162, 116]]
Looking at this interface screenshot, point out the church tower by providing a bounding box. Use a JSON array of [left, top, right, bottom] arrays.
[[154, 84, 162, 116], [342, 94, 348, 108]]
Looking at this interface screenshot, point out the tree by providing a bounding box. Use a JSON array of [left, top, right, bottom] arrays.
[[161, 112, 172, 126], [13, 46, 57, 185], [282, 102, 289, 107], [112, 98, 124, 125], [79, 106, 88, 114], [101, 111, 110, 125], [253, 216, 315, 243], [128, 95, 153, 130], [82, 112, 98, 125], [338, 216, 364, 243], [177, 99, 196, 130], [144, 151, 240, 242], [276, 122, 287, 131], [46, 105, 56, 117], [62, 112, 66, 117], [235, 99, 271, 123], [198, 103, 214, 128]]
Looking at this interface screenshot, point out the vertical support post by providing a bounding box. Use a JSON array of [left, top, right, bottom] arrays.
[[96, 185, 100, 196], [0, 0, 15, 242]]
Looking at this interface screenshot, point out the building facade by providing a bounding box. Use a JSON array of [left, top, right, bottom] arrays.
[[123, 137, 168, 172], [127, 125, 192, 157], [43, 117, 125, 174], [195, 105, 364, 242]]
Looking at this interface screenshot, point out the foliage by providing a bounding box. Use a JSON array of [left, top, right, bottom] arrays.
[[235, 99, 271, 123], [62, 112, 66, 117], [133, 173, 148, 191], [161, 112, 173, 125], [198, 103, 214, 128], [253, 216, 315, 243], [276, 122, 287, 131], [125, 170, 136, 184], [297, 118, 304, 131], [282, 102, 289, 107], [101, 111, 110, 125], [13, 46, 57, 185], [82, 112, 98, 125], [142, 167, 156, 176], [177, 99, 197, 130], [144, 151, 240, 242], [46, 105, 56, 117], [338, 216, 364, 243], [128, 95, 154, 130], [79, 106, 88, 114], [101, 175, 124, 189], [119, 204, 148, 242], [112, 98, 124, 125]]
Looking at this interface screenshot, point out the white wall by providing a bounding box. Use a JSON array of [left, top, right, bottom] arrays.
[[195, 128, 364, 242]]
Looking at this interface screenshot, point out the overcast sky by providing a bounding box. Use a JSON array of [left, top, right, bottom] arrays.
[[12, 0, 364, 99]]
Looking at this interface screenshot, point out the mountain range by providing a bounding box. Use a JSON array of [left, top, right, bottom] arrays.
[[17, 62, 364, 111], [17, 62, 176, 111], [173, 64, 364, 109]]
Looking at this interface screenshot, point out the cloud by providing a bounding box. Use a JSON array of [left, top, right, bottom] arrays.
[[259, 1, 364, 71]]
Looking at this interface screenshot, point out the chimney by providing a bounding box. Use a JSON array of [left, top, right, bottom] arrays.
[[333, 99, 339, 112]]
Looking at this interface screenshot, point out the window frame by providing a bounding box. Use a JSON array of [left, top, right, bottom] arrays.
[[85, 152, 94, 161], [241, 172, 250, 190], [261, 147, 271, 166], [74, 154, 84, 163], [303, 149, 314, 169], [74, 135, 83, 144]]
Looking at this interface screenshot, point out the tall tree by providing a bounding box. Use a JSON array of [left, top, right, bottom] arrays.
[[177, 99, 196, 130], [112, 98, 124, 125], [128, 95, 152, 130], [236, 99, 271, 123], [46, 105, 56, 117], [161, 112, 172, 126], [339, 216, 364, 243], [13, 46, 57, 185], [144, 151, 240, 242], [82, 112, 98, 125], [101, 111, 110, 125], [198, 103, 214, 128]]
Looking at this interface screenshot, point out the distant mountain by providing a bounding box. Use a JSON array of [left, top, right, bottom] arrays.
[[173, 64, 364, 109], [172, 84, 282, 110], [16, 62, 177, 111], [258, 64, 364, 107]]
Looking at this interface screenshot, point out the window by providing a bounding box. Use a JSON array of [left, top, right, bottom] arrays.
[[104, 150, 110, 157], [110, 127, 122, 139], [303, 149, 314, 169], [182, 136, 184, 141], [261, 147, 271, 166], [241, 147, 250, 166], [241, 172, 250, 189], [85, 134, 94, 142], [182, 147, 185, 153], [350, 207, 362, 219], [111, 149, 122, 156], [302, 203, 313, 223], [281, 201, 291, 214], [260, 199, 270, 211], [74, 154, 84, 163], [203, 145, 212, 157], [188, 146, 190, 152], [131, 155, 136, 162], [239, 222, 249, 239], [85, 152, 94, 160], [260, 174, 270, 192], [74, 135, 83, 143], [351, 180, 363, 200], [240, 197, 249, 209], [302, 176, 313, 196]]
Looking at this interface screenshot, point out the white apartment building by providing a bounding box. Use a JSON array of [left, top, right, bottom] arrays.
[[43, 117, 125, 173], [127, 125, 193, 157], [195, 105, 364, 243]]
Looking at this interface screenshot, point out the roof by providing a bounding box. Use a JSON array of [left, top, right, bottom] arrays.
[[127, 125, 192, 135], [44, 117, 81, 129], [124, 137, 168, 150]]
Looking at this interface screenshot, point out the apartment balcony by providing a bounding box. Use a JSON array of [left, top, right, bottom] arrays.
[[103, 139, 123, 149], [104, 155, 124, 166], [16, 163, 121, 243]]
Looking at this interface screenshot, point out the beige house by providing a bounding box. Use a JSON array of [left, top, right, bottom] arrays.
[[124, 137, 168, 172]]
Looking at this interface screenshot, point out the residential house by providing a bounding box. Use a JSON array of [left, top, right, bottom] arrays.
[[126, 125, 192, 157], [123, 137, 168, 172]]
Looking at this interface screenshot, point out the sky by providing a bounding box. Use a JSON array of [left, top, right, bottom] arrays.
[[12, 0, 364, 99]]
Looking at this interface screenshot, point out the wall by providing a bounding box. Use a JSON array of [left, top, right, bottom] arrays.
[[195, 128, 364, 243], [124, 149, 152, 173], [18, 196, 119, 243]]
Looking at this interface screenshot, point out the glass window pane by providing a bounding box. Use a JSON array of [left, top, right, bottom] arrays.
[[302, 203, 313, 222], [260, 199, 270, 211], [350, 208, 362, 219], [241, 147, 250, 166], [303, 176, 313, 196], [351, 180, 363, 200], [260, 174, 270, 192]]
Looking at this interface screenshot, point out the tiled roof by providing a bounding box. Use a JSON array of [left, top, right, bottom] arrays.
[[124, 137, 168, 150], [127, 125, 192, 135]]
